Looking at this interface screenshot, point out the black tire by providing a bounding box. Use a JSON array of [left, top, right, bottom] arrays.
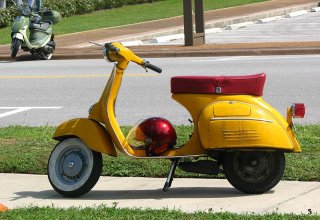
[[42, 51, 53, 60], [42, 40, 55, 60], [48, 138, 102, 197], [11, 38, 22, 58], [223, 151, 285, 194]]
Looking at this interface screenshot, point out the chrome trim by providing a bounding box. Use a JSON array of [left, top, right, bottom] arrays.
[[210, 117, 273, 123]]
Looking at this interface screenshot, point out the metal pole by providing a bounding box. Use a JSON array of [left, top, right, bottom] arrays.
[[195, 0, 204, 34], [183, 0, 194, 46]]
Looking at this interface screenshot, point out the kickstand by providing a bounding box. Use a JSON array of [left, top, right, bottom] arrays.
[[163, 158, 179, 192]]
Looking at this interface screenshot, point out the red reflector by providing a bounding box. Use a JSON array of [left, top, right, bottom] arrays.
[[292, 103, 305, 118]]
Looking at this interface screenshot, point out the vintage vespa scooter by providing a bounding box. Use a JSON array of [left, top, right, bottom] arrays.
[[48, 42, 305, 197]]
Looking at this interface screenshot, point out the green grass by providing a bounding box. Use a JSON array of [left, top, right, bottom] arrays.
[[0, 206, 319, 220], [283, 125, 320, 181], [0, 0, 268, 45], [0, 125, 319, 181]]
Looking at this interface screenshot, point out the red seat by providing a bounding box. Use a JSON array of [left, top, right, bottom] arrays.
[[171, 73, 266, 96]]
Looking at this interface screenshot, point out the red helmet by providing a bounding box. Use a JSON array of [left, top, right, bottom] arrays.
[[132, 117, 177, 156]]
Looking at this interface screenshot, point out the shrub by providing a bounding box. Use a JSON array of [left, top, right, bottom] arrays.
[[42, 0, 95, 17], [0, 6, 18, 28], [0, 0, 160, 28], [42, 0, 159, 16]]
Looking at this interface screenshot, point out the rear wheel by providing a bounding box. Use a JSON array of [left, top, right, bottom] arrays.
[[42, 40, 55, 60], [11, 38, 22, 58], [48, 138, 102, 197], [43, 52, 53, 60], [223, 151, 285, 194]]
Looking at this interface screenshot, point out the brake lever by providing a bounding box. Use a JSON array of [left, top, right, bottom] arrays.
[[141, 64, 148, 73]]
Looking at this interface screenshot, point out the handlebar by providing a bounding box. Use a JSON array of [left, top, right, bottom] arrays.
[[144, 61, 162, 73], [100, 42, 162, 73]]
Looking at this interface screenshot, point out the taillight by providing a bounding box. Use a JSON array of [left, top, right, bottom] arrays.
[[291, 103, 305, 118]]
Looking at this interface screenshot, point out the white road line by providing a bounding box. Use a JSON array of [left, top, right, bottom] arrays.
[[202, 56, 252, 62], [0, 73, 157, 79], [212, 35, 320, 38], [256, 23, 320, 25], [0, 107, 62, 118], [194, 55, 320, 62], [219, 29, 320, 32]]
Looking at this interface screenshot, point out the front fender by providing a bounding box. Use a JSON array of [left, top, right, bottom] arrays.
[[12, 33, 24, 41], [53, 118, 117, 157]]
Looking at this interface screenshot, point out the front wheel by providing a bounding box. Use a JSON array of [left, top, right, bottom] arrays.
[[48, 138, 102, 197], [11, 38, 22, 58], [223, 151, 285, 194]]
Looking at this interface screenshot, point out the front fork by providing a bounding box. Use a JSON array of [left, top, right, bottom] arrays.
[[12, 32, 24, 42]]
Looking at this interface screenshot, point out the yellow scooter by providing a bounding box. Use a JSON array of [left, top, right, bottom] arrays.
[[47, 42, 305, 197]]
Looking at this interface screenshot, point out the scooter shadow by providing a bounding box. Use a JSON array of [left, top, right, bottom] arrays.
[[14, 187, 274, 201], [0, 54, 41, 62], [14, 55, 39, 62]]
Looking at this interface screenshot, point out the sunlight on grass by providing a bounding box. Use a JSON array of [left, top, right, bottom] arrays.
[[0, 124, 319, 181]]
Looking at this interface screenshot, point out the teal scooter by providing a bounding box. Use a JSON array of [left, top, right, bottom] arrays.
[[11, 1, 60, 59]]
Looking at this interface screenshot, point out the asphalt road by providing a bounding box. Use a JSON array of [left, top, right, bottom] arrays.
[[211, 11, 320, 44], [0, 55, 319, 127], [146, 11, 320, 45]]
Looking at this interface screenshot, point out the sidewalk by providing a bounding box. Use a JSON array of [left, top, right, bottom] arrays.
[[0, 173, 319, 214], [0, 0, 320, 60]]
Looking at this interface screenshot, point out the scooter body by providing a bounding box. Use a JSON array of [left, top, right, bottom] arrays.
[[48, 42, 305, 197], [10, 2, 55, 59], [172, 82, 301, 153]]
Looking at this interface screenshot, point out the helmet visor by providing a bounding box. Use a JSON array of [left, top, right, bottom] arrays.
[[126, 126, 150, 150]]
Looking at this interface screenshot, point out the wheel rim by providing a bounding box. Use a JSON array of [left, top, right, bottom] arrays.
[[233, 151, 274, 183], [48, 138, 94, 191], [57, 147, 89, 184]]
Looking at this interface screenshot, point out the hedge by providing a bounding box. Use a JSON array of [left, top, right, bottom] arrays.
[[0, 6, 18, 28], [0, 0, 158, 28]]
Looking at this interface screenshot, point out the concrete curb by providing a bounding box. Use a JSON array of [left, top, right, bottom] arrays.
[[258, 16, 282, 24], [225, 22, 254, 30], [1, 44, 320, 61], [151, 34, 184, 43], [50, 47, 320, 60], [285, 10, 308, 18], [311, 7, 320, 12]]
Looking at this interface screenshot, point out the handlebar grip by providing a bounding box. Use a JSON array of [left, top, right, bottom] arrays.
[[145, 62, 162, 73]]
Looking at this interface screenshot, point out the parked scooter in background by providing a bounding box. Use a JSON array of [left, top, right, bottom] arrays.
[[48, 42, 305, 197], [10, 0, 60, 59]]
